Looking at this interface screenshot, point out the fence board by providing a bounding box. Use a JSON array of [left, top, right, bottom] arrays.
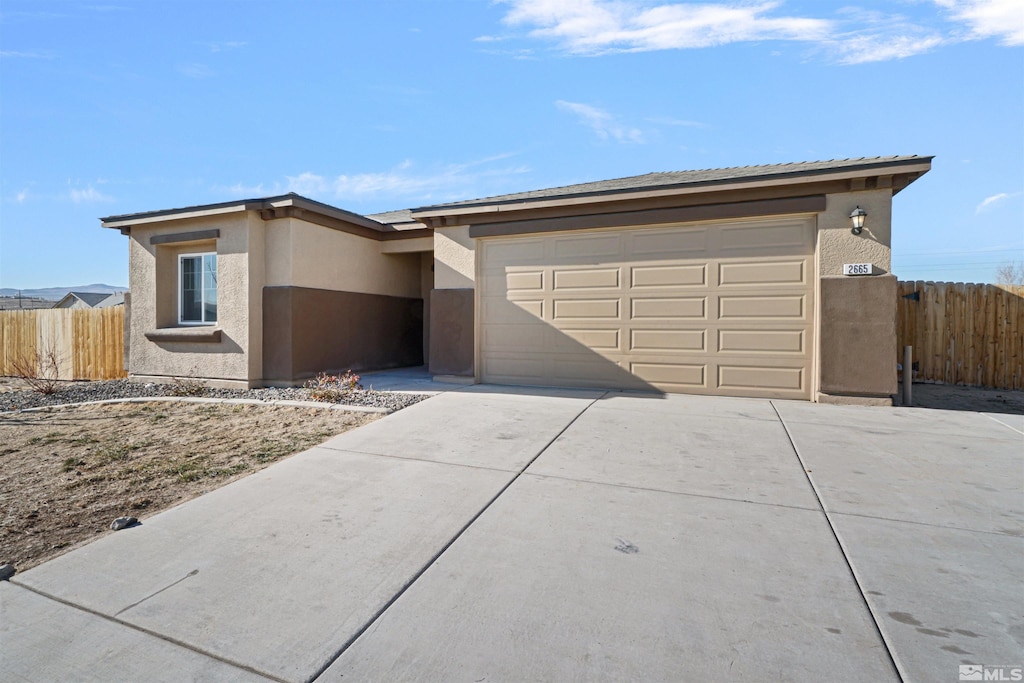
[[0, 307, 125, 380], [897, 281, 1024, 391]]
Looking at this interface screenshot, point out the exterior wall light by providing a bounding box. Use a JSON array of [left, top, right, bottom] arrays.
[[849, 206, 867, 235]]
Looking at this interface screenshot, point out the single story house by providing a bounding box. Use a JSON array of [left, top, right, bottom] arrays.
[[101, 155, 932, 404], [52, 291, 125, 309]]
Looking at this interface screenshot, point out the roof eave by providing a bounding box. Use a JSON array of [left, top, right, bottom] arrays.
[[100, 193, 389, 233], [410, 158, 933, 220]]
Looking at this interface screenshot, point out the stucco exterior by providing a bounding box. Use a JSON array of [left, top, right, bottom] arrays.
[[104, 157, 930, 402], [416, 157, 930, 402], [108, 197, 430, 388], [434, 226, 475, 290], [128, 212, 260, 386]]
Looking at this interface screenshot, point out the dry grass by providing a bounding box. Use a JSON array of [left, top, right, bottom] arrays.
[[0, 401, 379, 571]]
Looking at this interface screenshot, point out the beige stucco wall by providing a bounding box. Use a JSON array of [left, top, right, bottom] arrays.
[[434, 226, 475, 289], [128, 213, 257, 384], [817, 189, 893, 276], [814, 188, 897, 403], [265, 218, 421, 298], [128, 212, 423, 386]]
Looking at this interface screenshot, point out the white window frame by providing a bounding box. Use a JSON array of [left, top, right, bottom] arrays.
[[178, 252, 217, 325]]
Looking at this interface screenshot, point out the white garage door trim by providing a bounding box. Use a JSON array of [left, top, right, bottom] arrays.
[[477, 215, 817, 400]]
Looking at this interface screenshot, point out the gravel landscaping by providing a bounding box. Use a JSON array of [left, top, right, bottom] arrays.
[[0, 378, 429, 413]]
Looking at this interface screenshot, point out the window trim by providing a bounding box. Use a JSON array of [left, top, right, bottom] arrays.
[[178, 251, 218, 326]]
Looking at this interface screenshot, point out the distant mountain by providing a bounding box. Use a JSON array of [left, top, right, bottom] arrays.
[[0, 284, 127, 301]]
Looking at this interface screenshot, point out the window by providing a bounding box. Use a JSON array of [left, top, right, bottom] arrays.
[[179, 253, 217, 324]]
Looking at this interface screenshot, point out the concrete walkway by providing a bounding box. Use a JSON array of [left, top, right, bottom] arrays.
[[3, 386, 1021, 682]]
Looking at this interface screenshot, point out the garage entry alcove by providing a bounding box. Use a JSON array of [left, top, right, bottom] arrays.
[[478, 215, 815, 399]]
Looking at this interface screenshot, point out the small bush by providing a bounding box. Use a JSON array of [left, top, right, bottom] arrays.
[[168, 375, 207, 397], [304, 371, 362, 402], [10, 343, 65, 395]]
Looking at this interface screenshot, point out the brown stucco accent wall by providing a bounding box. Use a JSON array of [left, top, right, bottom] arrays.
[[263, 286, 423, 384], [429, 288, 474, 376], [818, 275, 898, 401]]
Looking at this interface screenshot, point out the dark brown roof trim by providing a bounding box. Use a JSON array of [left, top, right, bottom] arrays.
[[468, 195, 827, 239], [150, 229, 220, 245], [417, 156, 930, 215]]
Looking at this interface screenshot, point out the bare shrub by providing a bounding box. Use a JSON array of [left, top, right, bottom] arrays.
[[167, 375, 207, 397], [9, 343, 65, 395], [304, 371, 362, 402]]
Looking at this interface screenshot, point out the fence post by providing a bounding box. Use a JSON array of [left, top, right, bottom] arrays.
[[902, 345, 913, 407]]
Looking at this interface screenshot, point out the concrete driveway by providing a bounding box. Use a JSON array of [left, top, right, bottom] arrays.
[[3, 386, 1022, 682]]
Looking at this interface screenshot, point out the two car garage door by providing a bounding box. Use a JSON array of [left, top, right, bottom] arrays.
[[478, 216, 816, 399]]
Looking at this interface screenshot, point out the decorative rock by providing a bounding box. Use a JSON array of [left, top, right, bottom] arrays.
[[110, 516, 138, 531], [0, 564, 15, 580], [0, 378, 428, 413]]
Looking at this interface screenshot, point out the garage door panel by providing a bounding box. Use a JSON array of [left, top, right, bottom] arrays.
[[718, 295, 806, 320], [482, 356, 547, 381], [718, 365, 805, 392], [552, 299, 620, 320], [504, 271, 545, 291], [481, 324, 549, 351], [631, 297, 707, 320], [719, 221, 812, 254], [630, 329, 706, 353], [718, 260, 807, 287], [631, 227, 708, 256], [553, 267, 621, 290], [559, 328, 621, 351], [479, 216, 815, 399], [631, 361, 707, 388], [481, 297, 544, 323], [553, 234, 622, 259], [718, 329, 805, 354], [482, 239, 546, 264], [631, 264, 707, 288]]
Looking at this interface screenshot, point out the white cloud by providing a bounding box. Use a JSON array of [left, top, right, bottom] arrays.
[[500, 0, 831, 54], [976, 191, 1021, 212], [69, 186, 113, 203], [556, 100, 645, 143], [223, 182, 267, 197], [219, 154, 532, 205], [646, 116, 709, 129], [177, 62, 214, 79], [934, 0, 1024, 45], [16, 189, 29, 203], [493, 0, 1022, 63], [206, 41, 247, 52], [833, 32, 945, 64], [0, 50, 56, 59]]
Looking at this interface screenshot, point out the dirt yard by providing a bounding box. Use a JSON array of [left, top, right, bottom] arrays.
[[0, 401, 379, 571]]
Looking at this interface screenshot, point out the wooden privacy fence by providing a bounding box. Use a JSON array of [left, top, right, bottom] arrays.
[[897, 281, 1024, 390], [0, 307, 126, 380]]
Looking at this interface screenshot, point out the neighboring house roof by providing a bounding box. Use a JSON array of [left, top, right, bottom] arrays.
[[53, 291, 119, 308], [95, 291, 125, 307], [411, 155, 932, 217]]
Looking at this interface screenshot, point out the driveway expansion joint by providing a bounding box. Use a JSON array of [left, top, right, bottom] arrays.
[[313, 446, 520, 474], [8, 580, 284, 683], [519, 471, 823, 513], [305, 391, 609, 683], [770, 400, 906, 682], [985, 412, 1024, 435], [828, 509, 1024, 538]]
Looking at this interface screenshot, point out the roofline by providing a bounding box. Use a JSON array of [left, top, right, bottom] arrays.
[[410, 157, 933, 219], [100, 193, 390, 232]]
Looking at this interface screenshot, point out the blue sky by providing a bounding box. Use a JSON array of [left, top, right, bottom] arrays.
[[1, 0, 1021, 289]]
